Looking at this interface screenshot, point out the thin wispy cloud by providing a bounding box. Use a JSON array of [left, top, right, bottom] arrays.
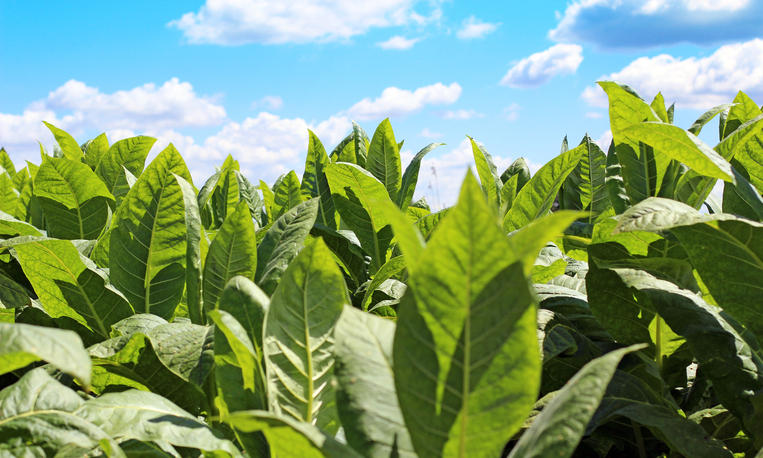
[[456, 16, 499, 39], [500, 44, 583, 88]]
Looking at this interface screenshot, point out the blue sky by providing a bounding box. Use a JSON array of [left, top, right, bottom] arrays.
[[2, 0, 762, 206]]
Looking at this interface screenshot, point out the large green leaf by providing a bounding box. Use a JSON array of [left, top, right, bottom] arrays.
[[471, 137, 502, 208], [34, 156, 114, 239], [43, 121, 83, 161], [0, 322, 91, 385], [398, 142, 443, 210], [334, 306, 415, 458], [366, 118, 402, 200], [0, 369, 119, 456], [176, 174, 203, 325], [360, 255, 406, 311], [8, 238, 133, 340], [255, 198, 319, 295], [604, 140, 630, 214], [95, 135, 155, 200], [109, 144, 192, 319], [82, 133, 109, 169], [604, 267, 763, 446], [203, 201, 257, 310], [508, 345, 643, 458], [688, 103, 734, 136], [501, 157, 532, 189], [0, 174, 22, 220], [75, 389, 241, 456], [88, 318, 214, 414], [560, 135, 609, 221], [263, 238, 345, 429], [616, 197, 763, 341], [504, 144, 585, 231], [301, 130, 336, 228], [622, 122, 735, 181], [599, 82, 668, 203], [227, 411, 362, 458], [0, 147, 15, 177], [722, 91, 762, 139], [326, 162, 397, 272], [272, 170, 303, 218], [394, 172, 539, 458]]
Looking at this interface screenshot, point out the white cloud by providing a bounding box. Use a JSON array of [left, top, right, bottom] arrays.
[[420, 128, 443, 139], [46, 78, 226, 131], [169, 0, 441, 45], [346, 82, 461, 120], [456, 16, 499, 40], [252, 95, 283, 110], [377, 35, 420, 50], [585, 111, 603, 119], [0, 78, 225, 165], [441, 109, 483, 120], [595, 130, 613, 150], [581, 38, 763, 109], [550, 0, 761, 49], [504, 103, 520, 121], [500, 44, 583, 88]]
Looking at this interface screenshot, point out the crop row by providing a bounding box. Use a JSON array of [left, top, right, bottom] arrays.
[[0, 82, 761, 457]]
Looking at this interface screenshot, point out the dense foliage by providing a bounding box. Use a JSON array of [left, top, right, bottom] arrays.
[[0, 81, 762, 457]]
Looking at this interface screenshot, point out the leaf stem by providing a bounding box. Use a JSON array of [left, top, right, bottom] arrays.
[[631, 420, 647, 458]]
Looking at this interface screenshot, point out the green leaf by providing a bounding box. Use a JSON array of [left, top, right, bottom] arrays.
[[560, 135, 609, 221], [506, 211, 586, 276], [366, 118, 402, 201], [394, 172, 540, 457], [0, 210, 42, 238], [650, 92, 669, 123], [360, 255, 406, 311], [0, 174, 22, 219], [677, 113, 763, 208], [8, 238, 133, 340], [501, 157, 531, 190], [203, 201, 258, 310], [82, 133, 109, 169], [34, 156, 114, 239], [617, 197, 763, 342], [175, 174, 203, 325], [301, 130, 336, 228], [398, 142, 443, 210], [264, 238, 346, 429], [0, 147, 16, 177], [334, 306, 416, 458], [96, 136, 156, 207], [504, 144, 585, 231], [688, 104, 734, 136], [325, 162, 398, 272], [622, 122, 735, 182], [228, 411, 362, 458], [255, 198, 319, 295], [605, 267, 763, 446], [0, 369, 119, 456], [0, 322, 91, 385], [272, 170, 304, 218], [599, 82, 667, 203], [508, 345, 644, 458], [471, 137, 502, 207], [109, 144, 192, 319], [604, 140, 630, 214], [43, 121, 83, 161], [722, 91, 762, 139], [75, 389, 241, 456]]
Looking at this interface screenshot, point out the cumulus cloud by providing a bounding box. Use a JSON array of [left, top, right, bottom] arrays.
[[169, 0, 441, 45], [500, 44, 583, 88], [581, 38, 763, 109], [377, 35, 420, 50], [0, 78, 225, 165], [585, 111, 603, 119], [346, 82, 461, 120], [456, 16, 499, 39], [550, 0, 762, 49], [440, 109, 483, 120]]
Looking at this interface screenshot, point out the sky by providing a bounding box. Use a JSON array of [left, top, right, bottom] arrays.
[[1, 0, 762, 207]]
